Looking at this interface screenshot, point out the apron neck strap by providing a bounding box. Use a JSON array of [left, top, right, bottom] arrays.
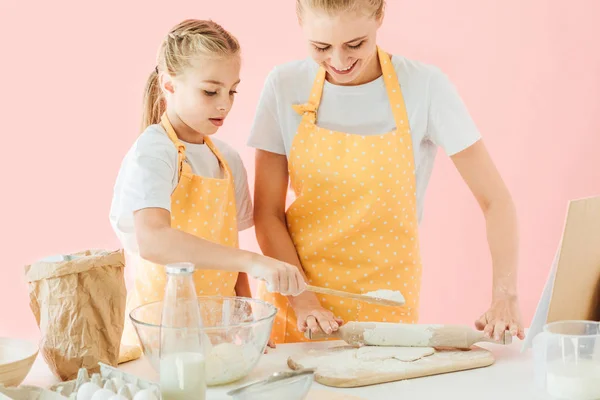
[[160, 113, 232, 180], [160, 113, 185, 148], [308, 67, 327, 112], [160, 113, 187, 177], [377, 47, 410, 132], [203, 136, 233, 178], [292, 67, 326, 123]]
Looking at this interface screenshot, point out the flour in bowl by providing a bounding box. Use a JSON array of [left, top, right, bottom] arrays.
[[205, 343, 260, 386]]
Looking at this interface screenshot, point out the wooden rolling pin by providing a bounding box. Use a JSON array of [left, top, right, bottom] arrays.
[[305, 321, 512, 349], [306, 285, 405, 307]]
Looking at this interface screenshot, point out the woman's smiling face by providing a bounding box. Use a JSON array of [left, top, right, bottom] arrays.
[[301, 8, 382, 85]]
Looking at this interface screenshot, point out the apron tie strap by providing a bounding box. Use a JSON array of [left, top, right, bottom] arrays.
[[292, 103, 318, 124]]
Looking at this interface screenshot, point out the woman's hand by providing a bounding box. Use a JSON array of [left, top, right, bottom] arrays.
[[291, 294, 344, 335], [475, 295, 525, 340], [452, 142, 524, 341]]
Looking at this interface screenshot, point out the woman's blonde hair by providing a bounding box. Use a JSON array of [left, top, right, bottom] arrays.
[[296, 0, 385, 21], [141, 19, 240, 131]]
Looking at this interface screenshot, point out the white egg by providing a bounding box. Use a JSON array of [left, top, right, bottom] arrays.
[[132, 389, 158, 400], [107, 396, 128, 400], [91, 389, 116, 400], [77, 382, 101, 400]]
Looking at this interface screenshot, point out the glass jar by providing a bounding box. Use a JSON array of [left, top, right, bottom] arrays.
[[159, 262, 206, 400], [533, 320, 600, 399]]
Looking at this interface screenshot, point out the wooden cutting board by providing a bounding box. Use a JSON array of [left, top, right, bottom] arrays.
[[306, 389, 367, 399], [288, 345, 494, 388]]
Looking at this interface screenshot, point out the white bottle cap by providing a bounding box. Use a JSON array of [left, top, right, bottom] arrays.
[[165, 262, 195, 275]]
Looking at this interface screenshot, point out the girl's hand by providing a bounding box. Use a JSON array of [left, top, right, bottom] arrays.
[[264, 339, 276, 353], [245, 254, 307, 296]]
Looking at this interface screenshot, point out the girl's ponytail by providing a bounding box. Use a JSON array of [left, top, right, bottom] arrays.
[[141, 68, 165, 131]]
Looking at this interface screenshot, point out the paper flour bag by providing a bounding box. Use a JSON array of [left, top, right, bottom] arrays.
[[25, 249, 126, 381]]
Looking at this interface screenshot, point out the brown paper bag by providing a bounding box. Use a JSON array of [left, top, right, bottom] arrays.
[[24, 249, 126, 381]]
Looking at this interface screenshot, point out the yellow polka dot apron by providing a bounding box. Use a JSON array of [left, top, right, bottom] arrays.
[[121, 113, 239, 348], [259, 47, 423, 344]]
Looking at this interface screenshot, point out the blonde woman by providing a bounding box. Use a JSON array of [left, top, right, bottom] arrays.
[[110, 19, 306, 348], [249, 0, 524, 344]]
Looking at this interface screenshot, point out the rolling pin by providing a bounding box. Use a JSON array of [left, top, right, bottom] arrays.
[[305, 321, 512, 349]]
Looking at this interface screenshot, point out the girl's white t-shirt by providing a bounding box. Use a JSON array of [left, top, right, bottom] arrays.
[[247, 55, 482, 223], [110, 124, 253, 254]]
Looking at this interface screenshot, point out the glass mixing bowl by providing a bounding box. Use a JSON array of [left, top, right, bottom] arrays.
[[129, 296, 277, 386]]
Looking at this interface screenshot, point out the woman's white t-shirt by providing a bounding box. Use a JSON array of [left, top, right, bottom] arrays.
[[110, 124, 254, 254], [247, 55, 482, 223]]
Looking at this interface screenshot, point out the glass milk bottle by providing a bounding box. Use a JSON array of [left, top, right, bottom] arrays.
[[160, 262, 206, 400]]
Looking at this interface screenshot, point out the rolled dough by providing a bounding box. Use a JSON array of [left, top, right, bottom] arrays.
[[356, 346, 435, 362]]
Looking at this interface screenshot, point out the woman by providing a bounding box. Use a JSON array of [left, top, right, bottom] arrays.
[[248, 0, 524, 344]]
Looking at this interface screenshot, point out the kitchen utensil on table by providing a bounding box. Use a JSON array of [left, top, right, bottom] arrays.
[[532, 320, 600, 400], [305, 321, 512, 348], [306, 285, 405, 307], [288, 344, 494, 388], [522, 196, 600, 354], [130, 296, 276, 386], [0, 337, 38, 387], [227, 368, 315, 400]]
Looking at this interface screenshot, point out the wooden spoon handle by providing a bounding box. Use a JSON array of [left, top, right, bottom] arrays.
[[305, 285, 405, 307]]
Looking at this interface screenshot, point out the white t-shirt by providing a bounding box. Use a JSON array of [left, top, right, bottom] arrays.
[[247, 55, 481, 222], [110, 124, 254, 253]]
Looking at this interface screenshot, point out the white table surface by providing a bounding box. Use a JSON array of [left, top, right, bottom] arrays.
[[23, 337, 548, 400]]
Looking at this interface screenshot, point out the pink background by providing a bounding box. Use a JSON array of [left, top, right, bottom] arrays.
[[1, 0, 599, 341]]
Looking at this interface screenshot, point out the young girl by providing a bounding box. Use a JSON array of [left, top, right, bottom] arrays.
[[249, 0, 524, 344], [109, 19, 306, 349]]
